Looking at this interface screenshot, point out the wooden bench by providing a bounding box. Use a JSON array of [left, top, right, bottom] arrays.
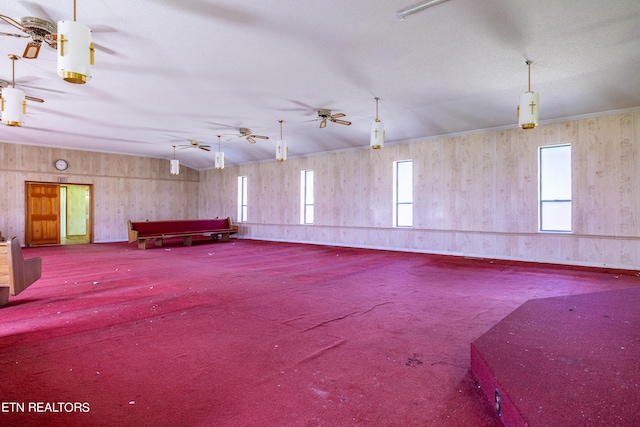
[[127, 217, 238, 249], [0, 237, 42, 307]]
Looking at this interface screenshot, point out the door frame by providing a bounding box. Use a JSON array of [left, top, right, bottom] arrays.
[[25, 181, 94, 246]]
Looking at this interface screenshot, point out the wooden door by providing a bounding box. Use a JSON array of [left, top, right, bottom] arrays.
[[26, 183, 60, 245]]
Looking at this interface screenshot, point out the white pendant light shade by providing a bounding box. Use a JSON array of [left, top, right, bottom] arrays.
[[276, 139, 288, 162], [170, 159, 180, 175], [2, 86, 26, 127], [276, 120, 288, 162], [214, 135, 224, 170], [517, 60, 538, 130], [215, 151, 225, 170], [370, 97, 385, 149], [370, 120, 385, 149], [57, 20, 93, 84], [518, 91, 539, 130]]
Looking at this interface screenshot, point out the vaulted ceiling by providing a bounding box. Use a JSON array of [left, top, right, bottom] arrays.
[[2, 0, 640, 170]]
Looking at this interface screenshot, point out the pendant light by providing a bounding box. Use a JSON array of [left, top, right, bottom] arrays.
[[1, 54, 26, 127], [170, 145, 180, 175], [370, 97, 385, 149], [276, 120, 288, 162], [58, 0, 94, 84], [215, 135, 225, 170], [517, 60, 538, 130]]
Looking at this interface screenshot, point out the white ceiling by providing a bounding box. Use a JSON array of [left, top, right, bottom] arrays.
[[2, 0, 640, 170]]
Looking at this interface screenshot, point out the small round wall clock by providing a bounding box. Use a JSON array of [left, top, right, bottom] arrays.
[[55, 159, 68, 171]]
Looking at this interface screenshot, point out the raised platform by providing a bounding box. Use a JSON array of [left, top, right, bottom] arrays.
[[471, 287, 640, 426]]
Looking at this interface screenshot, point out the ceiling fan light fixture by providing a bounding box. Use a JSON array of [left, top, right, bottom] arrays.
[[58, 2, 93, 84], [276, 120, 288, 162], [170, 145, 180, 175], [215, 152, 225, 170], [215, 135, 225, 170], [370, 97, 385, 149], [23, 41, 41, 59], [517, 60, 539, 130], [170, 159, 180, 175], [1, 86, 26, 126], [2, 54, 26, 127]]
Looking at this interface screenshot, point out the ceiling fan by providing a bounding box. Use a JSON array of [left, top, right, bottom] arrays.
[[0, 14, 57, 59], [228, 128, 269, 144], [316, 108, 351, 128], [180, 140, 211, 151]]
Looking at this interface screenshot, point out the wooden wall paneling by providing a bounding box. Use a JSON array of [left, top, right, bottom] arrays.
[[2, 110, 638, 268], [572, 119, 588, 234], [480, 133, 497, 232], [458, 134, 475, 231], [368, 146, 390, 228], [0, 143, 17, 169], [328, 153, 348, 226], [633, 113, 640, 237], [582, 118, 600, 235], [442, 137, 459, 230], [288, 158, 303, 226], [601, 115, 622, 236], [412, 139, 428, 230], [518, 128, 538, 233], [358, 151, 373, 228], [341, 151, 361, 227], [582, 117, 610, 235], [313, 154, 329, 227], [494, 130, 517, 233], [617, 114, 637, 237], [424, 138, 445, 230]]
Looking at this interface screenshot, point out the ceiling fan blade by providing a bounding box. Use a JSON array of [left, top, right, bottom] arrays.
[[0, 31, 29, 38], [0, 14, 28, 32], [251, 135, 269, 140], [319, 119, 327, 129], [25, 95, 44, 103], [21, 2, 56, 23], [332, 119, 351, 126], [200, 146, 211, 151], [93, 42, 116, 55], [23, 41, 41, 59], [246, 136, 257, 144], [330, 113, 345, 119]]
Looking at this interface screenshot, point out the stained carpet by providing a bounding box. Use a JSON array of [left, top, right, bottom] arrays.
[[0, 239, 637, 426]]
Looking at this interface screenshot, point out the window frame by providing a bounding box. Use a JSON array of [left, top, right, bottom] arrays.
[[237, 175, 248, 223], [393, 159, 414, 228], [538, 144, 572, 233], [300, 169, 314, 224]]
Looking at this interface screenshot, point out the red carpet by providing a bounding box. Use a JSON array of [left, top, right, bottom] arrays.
[[0, 239, 638, 426], [471, 287, 640, 426]]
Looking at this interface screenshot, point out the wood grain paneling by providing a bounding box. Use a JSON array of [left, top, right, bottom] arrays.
[[2, 111, 638, 268], [0, 143, 199, 243], [199, 111, 640, 269]]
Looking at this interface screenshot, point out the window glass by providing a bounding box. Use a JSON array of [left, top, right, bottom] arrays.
[[539, 145, 571, 232]]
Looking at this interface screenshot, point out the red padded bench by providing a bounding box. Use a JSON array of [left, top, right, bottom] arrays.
[[127, 217, 238, 249]]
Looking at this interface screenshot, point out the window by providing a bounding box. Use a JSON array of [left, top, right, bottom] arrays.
[[300, 170, 314, 224], [539, 144, 571, 232], [237, 176, 248, 222], [393, 160, 413, 227]]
